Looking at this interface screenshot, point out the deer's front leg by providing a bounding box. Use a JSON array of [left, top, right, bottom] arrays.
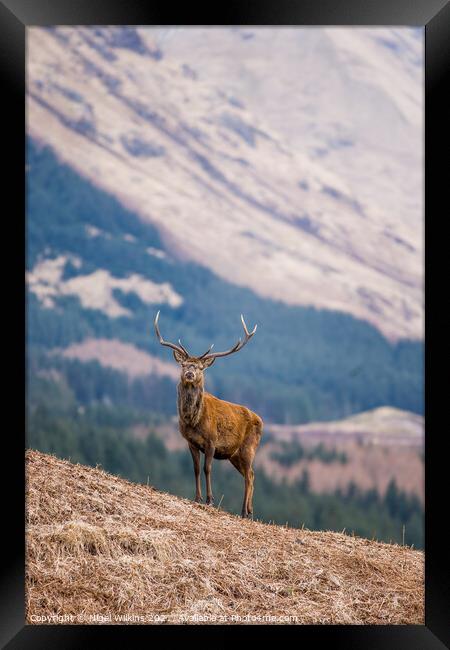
[[189, 443, 202, 503], [204, 443, 215, 505]]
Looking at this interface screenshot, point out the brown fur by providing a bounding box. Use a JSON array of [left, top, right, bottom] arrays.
[[175, 357, 263, 517]]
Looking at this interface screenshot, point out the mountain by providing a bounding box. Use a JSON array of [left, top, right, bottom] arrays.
[[26, 139, 424, 423], [27, 26, 423, 342], [26, 449, 424, 624], [26, 26, 424, 425]]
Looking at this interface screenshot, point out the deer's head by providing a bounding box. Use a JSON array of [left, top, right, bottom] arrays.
[[154, 311, 257, 386]]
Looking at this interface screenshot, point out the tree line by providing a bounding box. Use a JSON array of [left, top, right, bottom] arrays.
[[27, 139, 424, 425]]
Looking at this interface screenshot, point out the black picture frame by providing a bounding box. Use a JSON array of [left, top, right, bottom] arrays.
[[2, 0, 449, 646]]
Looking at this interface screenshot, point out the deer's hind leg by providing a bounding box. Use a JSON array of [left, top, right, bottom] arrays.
[[229, 453, 248, 517], [230, 425, 261, 518], [247, 467, 255, 516], [246, 423, 262, 515]]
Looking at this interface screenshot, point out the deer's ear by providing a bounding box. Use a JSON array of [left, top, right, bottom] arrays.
[[173, 350, 185, 364], [201, 357, 216, 369]]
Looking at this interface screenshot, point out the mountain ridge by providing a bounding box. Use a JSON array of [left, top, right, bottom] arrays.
[[27, 26, 423, 341], [26, 139, 424, 422]]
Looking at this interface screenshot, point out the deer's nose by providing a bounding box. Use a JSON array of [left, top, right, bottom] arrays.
[[185, 371, 194, 379]]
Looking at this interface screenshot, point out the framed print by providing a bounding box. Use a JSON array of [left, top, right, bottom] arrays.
[[1, 0, 449, 646]]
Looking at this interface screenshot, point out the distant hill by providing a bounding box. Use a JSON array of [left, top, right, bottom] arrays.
[[27, 26, 423, 341], [267, 406, 424, 446], [51, 338, 178, 380], [261, 407, 424, 500], [152, 406, 424, 501], [26, 449, 424, 624]]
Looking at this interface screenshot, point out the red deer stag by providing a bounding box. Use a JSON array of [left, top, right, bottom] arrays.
[[154, 311, 263, 518]]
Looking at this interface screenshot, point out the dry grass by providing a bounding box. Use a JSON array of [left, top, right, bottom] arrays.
[[26, 449, 424, 625]]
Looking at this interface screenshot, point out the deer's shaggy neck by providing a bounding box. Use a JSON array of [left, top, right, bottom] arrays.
[[177, 379, 204, 426]]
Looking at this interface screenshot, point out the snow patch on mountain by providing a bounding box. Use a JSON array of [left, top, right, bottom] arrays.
[[27, 255, 182, 316]]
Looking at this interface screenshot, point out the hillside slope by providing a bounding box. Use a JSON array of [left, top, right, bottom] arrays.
[[27, 27, 423, 341], [26, 450, 424, 624]]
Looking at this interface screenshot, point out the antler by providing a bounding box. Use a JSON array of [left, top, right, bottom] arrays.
[[154, 311, 191, 358], [199, 314, 257, 361]]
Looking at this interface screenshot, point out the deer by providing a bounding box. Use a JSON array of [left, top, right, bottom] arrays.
[[154, 311, 263, 518]]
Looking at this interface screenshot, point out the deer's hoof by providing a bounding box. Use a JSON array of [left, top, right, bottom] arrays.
[[206, 497, 215, 506], [194, 496, 203, 503]]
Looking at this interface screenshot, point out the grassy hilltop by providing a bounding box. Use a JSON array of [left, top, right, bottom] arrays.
[[26, 450, 424, 625]]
